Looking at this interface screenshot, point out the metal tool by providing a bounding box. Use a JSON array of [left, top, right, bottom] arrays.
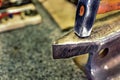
[[74, 0, 100, 37], [53, 10, 120, 80], [74, 0, 120, 37], [53, 0, 120, 79]]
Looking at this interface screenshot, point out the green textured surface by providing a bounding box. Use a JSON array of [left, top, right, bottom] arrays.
[[0, 0, 87, 80]]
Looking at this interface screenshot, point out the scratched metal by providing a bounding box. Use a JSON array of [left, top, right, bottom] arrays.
[[52, 11, 120, 80]]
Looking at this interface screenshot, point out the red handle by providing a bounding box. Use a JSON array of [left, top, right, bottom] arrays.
[[98, 0, 120, 14], [0, 0, 2, 7]]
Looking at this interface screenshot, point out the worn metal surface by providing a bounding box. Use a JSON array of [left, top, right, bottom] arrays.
[[53, 11, 120, 80]]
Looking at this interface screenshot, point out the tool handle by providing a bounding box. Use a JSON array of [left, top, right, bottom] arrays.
[[98, 0, 120, 14]]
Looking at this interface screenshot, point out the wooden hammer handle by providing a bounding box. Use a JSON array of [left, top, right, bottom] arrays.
[[98, 0, 120, 14], [0, 0, 2, 7]]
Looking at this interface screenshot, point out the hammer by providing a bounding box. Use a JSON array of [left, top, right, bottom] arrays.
[[74, 0, 120, 37]]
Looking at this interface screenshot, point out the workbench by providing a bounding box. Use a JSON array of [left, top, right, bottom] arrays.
[[0, 0, 87, 80]]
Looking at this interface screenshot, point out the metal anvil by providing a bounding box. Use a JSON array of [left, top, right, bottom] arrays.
[[52, 11, 120, 80]]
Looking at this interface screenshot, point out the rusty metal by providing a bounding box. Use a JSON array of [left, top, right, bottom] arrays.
[[52, 11, 120, 80]]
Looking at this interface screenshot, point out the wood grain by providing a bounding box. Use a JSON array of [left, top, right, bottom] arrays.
[[39, 0, 76, 30], [98, 0, 120, 14]]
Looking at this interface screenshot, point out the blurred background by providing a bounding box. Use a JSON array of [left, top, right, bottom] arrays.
[[0, 0, 87, 80]]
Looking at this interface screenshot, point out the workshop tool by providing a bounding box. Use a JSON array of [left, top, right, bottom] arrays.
[[52, 0, 120, 80], [75, 0, 120, 37], [53, 11, 120, 80]]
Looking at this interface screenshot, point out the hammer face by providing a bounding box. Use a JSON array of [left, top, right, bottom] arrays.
[[74, 0, 100, 37]]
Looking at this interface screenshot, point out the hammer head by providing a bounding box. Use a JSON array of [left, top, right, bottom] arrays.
[[74, 0, 100, 37]]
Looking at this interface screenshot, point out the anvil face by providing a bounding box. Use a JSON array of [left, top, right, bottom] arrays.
[[52, 11, 120, 80]]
